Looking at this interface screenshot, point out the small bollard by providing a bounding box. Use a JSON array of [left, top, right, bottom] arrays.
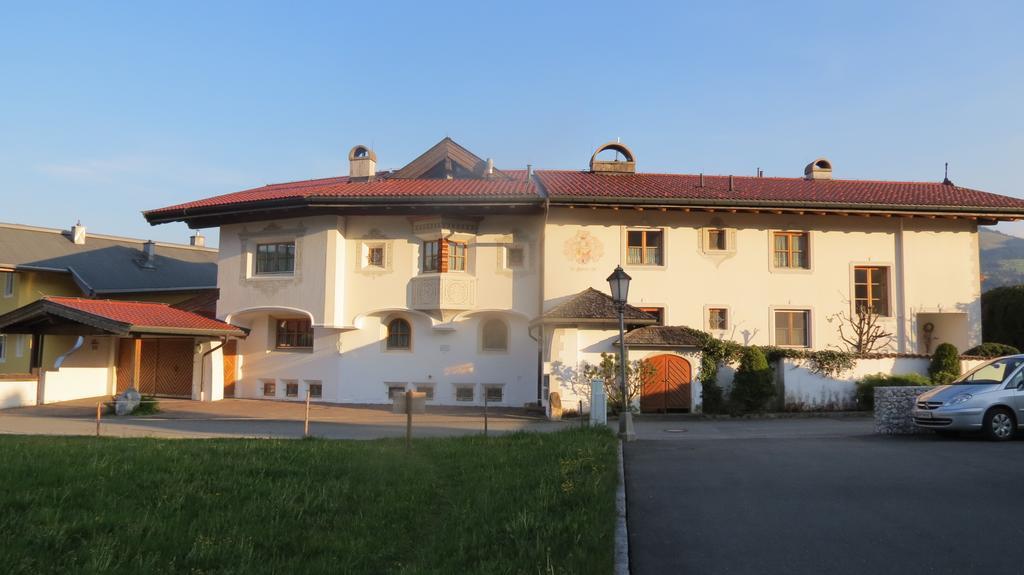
[[405, 390, 413, 448], [96, 402, 102, 437], [304, 386, 311, 438], [484, 393, 489, 437]]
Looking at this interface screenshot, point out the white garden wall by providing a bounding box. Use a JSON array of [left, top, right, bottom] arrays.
[[780, 356, 991, 411], [37, 337, 115, 404], [0, 377, 38, 409]]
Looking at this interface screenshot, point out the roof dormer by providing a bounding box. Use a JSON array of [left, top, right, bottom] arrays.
[[590, 141, 636, 175]]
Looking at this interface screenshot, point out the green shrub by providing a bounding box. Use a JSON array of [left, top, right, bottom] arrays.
[[130, 396, 161, 416], [729, 346, 776, 413], [981, 286, 1024, 351], [855, 372, 932, 410], [928, 343, 961, 385], [964, 342, 1021, 357]]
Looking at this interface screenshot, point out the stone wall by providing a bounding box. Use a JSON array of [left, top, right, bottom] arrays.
[[874, 386, 929, 435]]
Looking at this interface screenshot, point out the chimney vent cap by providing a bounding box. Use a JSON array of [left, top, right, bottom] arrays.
[[590, 141, 636, 175], [804, 157, 833, 180]]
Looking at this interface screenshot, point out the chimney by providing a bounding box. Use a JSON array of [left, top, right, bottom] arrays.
[[190, 233, 205, 247], [348, 145, 377, 180], [729, 175, 735, 191], [141, 240, 156, 268], [485, 158, 494, 176], [71, 221, 86, 245], [804, 158, 833, 180], [526, 164, 532, 181]]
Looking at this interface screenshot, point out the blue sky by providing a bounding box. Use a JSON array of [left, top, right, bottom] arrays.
[[2, 1, 1022, 245]]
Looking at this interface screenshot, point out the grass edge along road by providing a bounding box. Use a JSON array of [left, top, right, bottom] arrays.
[[0, 428, 617, 575]]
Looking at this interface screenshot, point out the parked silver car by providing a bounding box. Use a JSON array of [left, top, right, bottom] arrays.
[[912, 355, 1024, 441]]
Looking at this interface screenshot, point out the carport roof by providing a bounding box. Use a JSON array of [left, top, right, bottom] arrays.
[[0, 297, 246, 337]]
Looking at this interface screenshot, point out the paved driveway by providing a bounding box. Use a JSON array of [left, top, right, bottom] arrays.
[[625, 416, 1024, 575], [0, 398, 568, 439]]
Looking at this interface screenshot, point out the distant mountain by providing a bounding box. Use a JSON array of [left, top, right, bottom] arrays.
[[980, 228, 1024, 291]]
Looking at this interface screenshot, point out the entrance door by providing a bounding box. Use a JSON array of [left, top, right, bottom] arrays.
[[223, 340, 238, 398], [641, 354, 692, 413]]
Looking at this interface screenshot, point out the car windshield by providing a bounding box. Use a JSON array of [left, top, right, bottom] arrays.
[[954, 357, 1024, 385]]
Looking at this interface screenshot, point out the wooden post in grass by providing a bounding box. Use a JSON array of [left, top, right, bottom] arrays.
[[304, 384, 311, 438], [96, 402, 101, 437], [484, 392, 489, 437], [579, 400, 585, 428], [405, 390, 413, 449]]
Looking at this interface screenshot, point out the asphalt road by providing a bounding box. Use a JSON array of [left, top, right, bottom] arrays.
[[625, 424, 1024, 575]]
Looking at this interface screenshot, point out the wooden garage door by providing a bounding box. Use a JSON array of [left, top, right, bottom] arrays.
[[223, 340, 238, 398], [641, 355, 692, 413], [116, 338, 194, 398]]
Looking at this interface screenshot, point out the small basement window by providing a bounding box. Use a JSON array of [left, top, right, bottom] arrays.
[[285, 381, 299, 398], [455, 385, 475, 402], [387, 384, 407, 400], [262, 381, 277, 397], [416, 385, 435, 401], [307, 382, 323, 399], [484, 385, 503, 404]]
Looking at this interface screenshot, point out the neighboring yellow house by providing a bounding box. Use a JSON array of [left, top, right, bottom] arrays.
[[0, 222, 217, 375]]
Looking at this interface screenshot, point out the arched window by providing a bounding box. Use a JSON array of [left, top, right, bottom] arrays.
[[386, 318, 411, 350], [481, 319, 508, 352]]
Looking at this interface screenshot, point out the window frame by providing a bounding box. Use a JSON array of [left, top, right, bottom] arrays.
[[454, 384, 475, 403], [415, 384, 435, 401], [306, 381, 323, 399], [636, 307, 665, 326], [853, 265, 891, 317], [0, 334, 6, 363], [3, 272, 13, 298], [771, 231, 811, 270], [448, 240, 468, 272], [285, 381, 299, 398], [262, 380, 277, 397], [386, 383, 407, 400], [706, 228, 728, 251], [626, 228, 665, 266], [366, 245, 385, 268], [483, 384, 504, 404], [422, 240, 440, 273], [386, 318, 412, 351], [274, 318, 313, 350], [481, 318, 510, 352], [708, 307, 729, 331], [774, 309, 811, 348], [255, 242, 296, 276]]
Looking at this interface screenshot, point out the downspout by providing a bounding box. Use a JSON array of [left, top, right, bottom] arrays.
[[895, 218, 908, 353], [535, 189, 551, 405], [198, 337, 227, 401], [54, 336, 84, 369]]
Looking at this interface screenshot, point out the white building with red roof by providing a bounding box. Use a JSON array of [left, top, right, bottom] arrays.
[[141, 138, 1024, 412]]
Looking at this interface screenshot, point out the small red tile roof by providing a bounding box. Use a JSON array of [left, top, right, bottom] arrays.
[[145, 171, 538, 218], [44, 297, 244, 336], [535, 171, 1024, 213]]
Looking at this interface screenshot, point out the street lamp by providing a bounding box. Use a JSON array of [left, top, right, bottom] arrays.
[[607, 265, 636, 441]]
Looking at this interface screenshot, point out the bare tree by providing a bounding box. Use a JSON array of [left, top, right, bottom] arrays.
[[828, 303, 895, 353]]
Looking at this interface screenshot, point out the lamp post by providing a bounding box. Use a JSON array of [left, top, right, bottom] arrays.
[[607, 265, 636, 441]]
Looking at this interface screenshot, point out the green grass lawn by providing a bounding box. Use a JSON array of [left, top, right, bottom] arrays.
[[0, 428, 617, 575]]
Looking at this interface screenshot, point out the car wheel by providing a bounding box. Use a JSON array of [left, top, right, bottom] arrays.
[[983, 407, 1016, 442]]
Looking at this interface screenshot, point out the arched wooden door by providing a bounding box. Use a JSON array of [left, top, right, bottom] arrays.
[[641, 355, 692, 413]]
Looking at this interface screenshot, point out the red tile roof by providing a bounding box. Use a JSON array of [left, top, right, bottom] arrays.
[[44, 297, 244, 335], [145, 171, 538, 217], [535, 171, 1024, 213]]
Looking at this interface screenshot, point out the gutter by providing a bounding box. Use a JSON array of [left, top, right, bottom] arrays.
[[547, 196, 1024, 218]]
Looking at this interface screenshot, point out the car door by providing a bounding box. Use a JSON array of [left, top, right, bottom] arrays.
[[1006, 368, 1024, 425]]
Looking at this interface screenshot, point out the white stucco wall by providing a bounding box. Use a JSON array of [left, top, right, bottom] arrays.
[[0, 378, 38, 409], [38, 336, 114, 403], [780, 356, 993, 410], [543, 209, 981, 354], [219, 214, 544, 406]]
